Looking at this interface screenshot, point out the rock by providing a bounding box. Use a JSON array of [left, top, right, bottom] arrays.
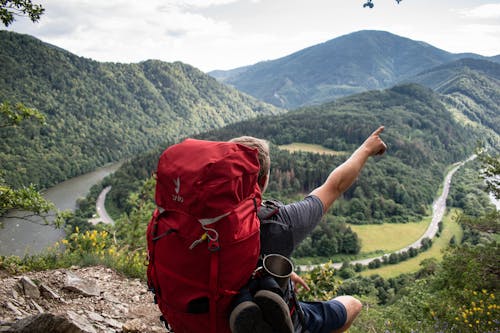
[[8, 312, 95, 333], [103, 317, 122, 329], [122, 318, 164, 333], [0, 325, 12, 332], [0, 266, 165, 333], [19, 276, 40, 299], [101, 292, 120, 304], [40, 283, 61, 300], [11, 288, 19, 301], [31, 300, 44, 313], [67, 311, 98, 333], [5, 302, 23, 317], [86, 311, 104, 322], [122, 318, 145, 333], [64, 272, 100, 297]]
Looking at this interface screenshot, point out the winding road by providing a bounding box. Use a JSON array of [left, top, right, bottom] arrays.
[[89, 186, 114, 225], [299, 155, 475, 271]]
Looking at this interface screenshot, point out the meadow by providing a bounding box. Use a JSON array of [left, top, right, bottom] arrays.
[[359, 209, 463, 278], [350, 217, 431, 254], [278, 143, 347, 155]]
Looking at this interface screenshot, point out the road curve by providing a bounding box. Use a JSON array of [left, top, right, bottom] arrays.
[[298, 155, 475, 271], [89, 186, 114, 225]]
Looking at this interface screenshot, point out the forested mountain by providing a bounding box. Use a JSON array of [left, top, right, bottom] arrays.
[[407, 58, 500, 134], [209, 30, 498, 109], [0, 31, 282, 188], [199, 84, 486, 221], [103, 83, 492, 228]]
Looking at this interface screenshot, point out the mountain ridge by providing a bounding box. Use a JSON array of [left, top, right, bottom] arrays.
[[209, 30, 498, 109], [408, 58, 500, 134], [0, 30, 283, 188]]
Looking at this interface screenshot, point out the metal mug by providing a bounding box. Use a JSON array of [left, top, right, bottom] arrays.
[[262, 254, 294, 291]]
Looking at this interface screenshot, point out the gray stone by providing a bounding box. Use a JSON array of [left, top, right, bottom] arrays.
[[67, 311, 97, 333], [11, 288, 19, 301], [86, 311, 104, 322], [31, 300, 44, 314], [122, 319, 145, 333], [102, 292, 120, 304], [64, 272, 100, 297], [5, 302, 23, 316], [9, 313, 95, 333], [104, 317, 122, 329], [19, 276, 40, 299], [40, 283, 61, 300]]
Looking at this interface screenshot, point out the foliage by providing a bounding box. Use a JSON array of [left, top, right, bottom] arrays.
[[0, 226, 147, 279], [477, 148, 500, 200], [0, 100, 45, 128], [0, 0, 44, 27], [348, 209, 499, 332], [447, 158, 496, 216], [0, 31, 281, 189], [299, 262, 340, 301], [414, 58, 500, 134], [0, 175, 58, 224], [294, 215, 360, 257], [0, 100, 65, 226], [113, 177, 156, 249]]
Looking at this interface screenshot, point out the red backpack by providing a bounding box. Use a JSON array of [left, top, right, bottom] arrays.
[[146, 139, 262, 333]]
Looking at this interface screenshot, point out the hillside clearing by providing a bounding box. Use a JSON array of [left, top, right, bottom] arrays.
[[278, 143, 347, 156], [359, 209, 463, 278], [351, 217, 431, 254]]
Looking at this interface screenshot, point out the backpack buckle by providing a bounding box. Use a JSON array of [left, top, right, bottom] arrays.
[[208, 240, 220, 252], [202, 226, 219, 252]]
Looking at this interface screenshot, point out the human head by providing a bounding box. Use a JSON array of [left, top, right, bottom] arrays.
[[230, 136, 270, 192]]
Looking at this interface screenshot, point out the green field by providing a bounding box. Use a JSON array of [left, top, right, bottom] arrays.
[[350, 217, 431, 254], [278, 143, 347, 156], [359, 209, 463, 278]]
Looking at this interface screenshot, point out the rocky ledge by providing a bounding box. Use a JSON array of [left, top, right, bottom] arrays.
[[0, 266, 165, 333]]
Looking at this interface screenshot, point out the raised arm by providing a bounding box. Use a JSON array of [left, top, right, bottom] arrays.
[[310, 126, 387, 213]]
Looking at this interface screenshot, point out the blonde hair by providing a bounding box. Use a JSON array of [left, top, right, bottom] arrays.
[[230, 136, 270, 182]]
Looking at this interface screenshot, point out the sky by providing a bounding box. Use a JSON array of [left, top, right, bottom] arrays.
[[5, 0, 500, 72]]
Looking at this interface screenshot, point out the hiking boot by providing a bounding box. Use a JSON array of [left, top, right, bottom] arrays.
[[229, 300, 273, 333], [254, 290, 294, 333]]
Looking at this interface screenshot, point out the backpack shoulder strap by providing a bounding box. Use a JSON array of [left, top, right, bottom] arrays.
[[258, 199, 283, 220]]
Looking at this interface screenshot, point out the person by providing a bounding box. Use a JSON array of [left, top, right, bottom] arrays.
[[229, 126, 387, 333]]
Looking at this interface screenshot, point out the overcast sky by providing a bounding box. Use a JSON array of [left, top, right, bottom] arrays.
[[5, 0, 500, 72]]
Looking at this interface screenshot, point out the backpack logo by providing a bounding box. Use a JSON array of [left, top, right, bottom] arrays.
[[172, 177, 183, 203]]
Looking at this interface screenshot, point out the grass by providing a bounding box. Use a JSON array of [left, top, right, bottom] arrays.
[[359, 209, 463, 278], [351, 217, 431, 254], [278, 143, 347, 156]]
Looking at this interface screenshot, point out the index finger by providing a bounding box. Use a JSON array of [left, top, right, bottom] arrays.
[[372, 125, 385, 136]]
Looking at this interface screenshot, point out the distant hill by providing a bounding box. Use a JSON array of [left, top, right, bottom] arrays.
[[209, 30, 496, 109], [0, 31, 282, 188], [107, 83, 494, 225], [198, 83, 494, 222], [407, 58, 500, 134]]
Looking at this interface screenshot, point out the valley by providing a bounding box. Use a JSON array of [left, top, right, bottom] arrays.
[[1, 27, 498, 333]]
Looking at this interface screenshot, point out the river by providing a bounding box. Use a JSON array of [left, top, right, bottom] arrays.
[[0, 162, 122, 257]]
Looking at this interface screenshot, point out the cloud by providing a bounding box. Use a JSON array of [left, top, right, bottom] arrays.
[[6, 0, 500, 71], [458, 3, 500, 19], [163, 0, 240, 9], [6, 0, 239, 69]]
